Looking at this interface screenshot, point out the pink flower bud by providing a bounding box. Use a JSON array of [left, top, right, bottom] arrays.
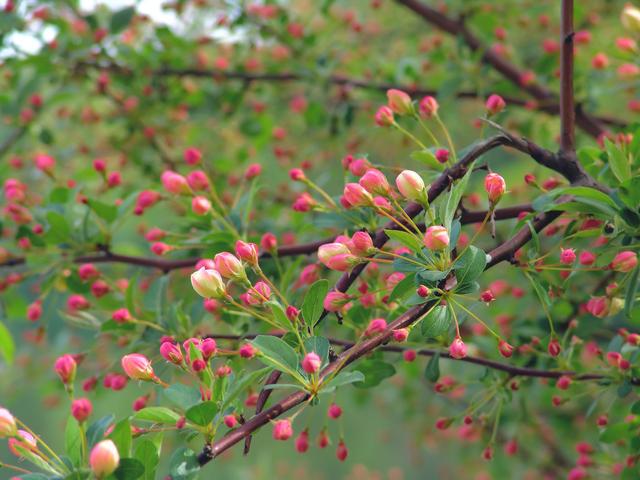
[[498, 340, 514, 358], [301, 352, 322, 374], [160, 342, 183, 364], [0, 408, 17, 437], [323, 291, 351, 311], [336, 440, 348, 461], [239, 343, 257, 359], [318, 242, 350, 265], [393, 328, 409, 342], [548, 339, 561, 357], [260, 233, 278, 252], [71, 398, 93, 422], [586, 296, 609, 318], [89, 440, 120, 478], [224, 415, 237, 428], [328, 403, 342, 419], [365, 318, 387, 336], [244, 163, 262, 180], [34, 154, 55, 173], [121, 353, 154, 381], [293, 192, 316, 212], [78, 263, 99, 281], [579, 250, 596, 265], [161, 170, 190, 195], [246, 281, 271, 305], [485, 94, 506, 115], [150, 242, 171, 256], [359, 168, 390, 195], [272, 419, 293, 441], [93, 158, 106, 172], [186, 170, 210, 191], [27, 301, 42, 321], [556, 375, 572, 390], [350, 232, 375, 256], [107, 171, 121, 188], [424, 226, 449, 250], [91, 280, 109, 298], [610, 251, 637, 272], [480, 290, 495, 303], [484, 173, 506, 203], [403, 349, 417, 362], [235, 240, 259, 265], [191, 267, 226, 299], [8, 429, 37, 457], [183, 147, 202, 165], [54, 354, 77, 384], [295, 430, 309, 453], [386, 89, 413, 115], [417, 285, 430, 297], [286, 305, 299, 321], [289, 168, 305, 181], [192, 196, 211, 215], [343, 183, 373, 207], [135, 190, 160, 212], [435, 417, 452, 430], [375, 105, 394, 126], [317, 430, 330, 448], [435, 148, 449, 164], [449, 337, 467, 359], [133, 395, 147, 411], [200, 338, 217, 359], [111, 308, 131, 324], [214, 252, 246, 280], [395, 170, 425, 201], [419, 96, 439, 118], [560, 248, 576, 264], [192, 359, 207, 372]]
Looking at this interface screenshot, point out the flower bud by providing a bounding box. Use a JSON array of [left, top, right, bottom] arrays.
[[323, 291, 351, 311], [350, 231, 375, 256], [392, 328, 409, 342], [34, 154, 55, 174], [343, 183, 373, 207], [359, 168, 390, 195], [579, 250, 596, 265], [200, 338, 217, 360], [0, 408, 17, 437], [548, 338, 561, 357], [328, 403, 343, 419], [286, 305, 299, 321], [586, 296, 609, 318], [192, 196, 211, 215], [484, 173, 506, 204], [424, 226, 449, 250], [485, 94, 506, 115], [71, 398, 92, 422], [272, 419, 293, 441], [498, 340, 514, 358], [161, 170, 190, 195], [246, 281, 271, 305], [239, 343, 257, 359], [610, 251, 637, 272], [54, 354, 77, 384], [417, 285, 430, 297], [336, 440, 348, 461], [419, 96, 439, 118], [556, 375, 572, 390], [183, 147, 202, 165], [121, 353, 154, 381], [374, 106, 394, 127], [435, 149, 449, 164], [27, 301, 42, 322], [395, 170, 426, 201], [89, 440, 120, 478], [191, 267, 226, 299], [160, 342, 183, 364], [186, 170, 210, 191], [622, 4, 640, 32], [449, 337, 467, 359], [295, 430, 309, 453], [560, 248, 576, 265], [224, 415, 237, 428], [289, 168, 305, 181], [111, 308, 131, 324], [235, 240, 259, 265], [386, 89, 414, 115], [365, 318, 387, 336], [214, 252, 246, 280], [301, 352, 322, 374], [403, 349, 417, 362]]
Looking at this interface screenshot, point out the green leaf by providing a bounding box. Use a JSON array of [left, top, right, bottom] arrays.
[[303, 336, 330, 364], [133, 407, 181, 425], [353, 360, 396, 388], [605, 138, 631, 183], [442, 162, 475, 232], [251, 335, 300, 375], [163, 384, 201, 410], [45, 210, 71, 243], [168, 447, 199, 480], [221, 367, 270, 410], [185, 401, 217, 427], [625, 267, 639, 319], [87, 199, 118, 223], [0, 320, 15, 364], [268, 301, 291, 330], [600, 423, 632, 443], [424, 352, 440, 382], [421, 305, 451, 338], [320, 371, 364, 392], [110, 6, 135, 34], [389, 273, 417, 302], [453, 246, 487, 285], [110, 418, 132, 457], [385, 229, 424, 253], [113, 458, 145, 480], [134, 440, 159, 480], [64, 417, 82, 467], [86, 414, 114, 449], [302, 279, 329, 330], [410, 149, 444, 170]]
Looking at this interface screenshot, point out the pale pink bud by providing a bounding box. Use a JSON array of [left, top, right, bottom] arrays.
[[350, 232, 375, 256], [610, 251, 637, 272], [54, 354, 77, 384], [160, 342, 183, 364], [485, 94, 506, 115], [192, 196, 211, 215], [184, 147, 202, 165], [359, 168, 390, 195], [186, 170, 210, 191], [246, 281, 271, 305], [375, 106, 394, 127], [0, 408, 17, 437], [214, 252, 246, 280], [292, 192, 316, 212], [90, 440, 120, 478], [71, 398, 92, 422], [386, 89, 413, 115], [8, 430, 37, 457], [424, 225, 449, 250], [34, 154, 55, 173], [161, 170, 190, 195], [121, 353, 154, 381], [419, 95, 439, 118], [343, 183, 373, 207], [289, 168, 305, 181], [392, 328, 409, 342], [349, 158, 371, 177], [395, 170, 425, 201], [318, 242, 350, 266], [272, 419, 293, 440], [365, 317, 387, 336], [235, 240, 259, 265], [191, 267, 226, 299], [449, 337, 467, 359], [560, 248, 576, 264], [301, 352, 322, 374], [323, 291, 351, 311], [484, 173, 506, 203]]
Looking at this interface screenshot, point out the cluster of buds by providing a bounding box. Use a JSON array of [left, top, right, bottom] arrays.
[[160, 337, 218, 373], [317, 232, 375, 272]]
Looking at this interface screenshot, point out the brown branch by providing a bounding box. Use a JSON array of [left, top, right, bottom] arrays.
[[393, 0, 607, 139], [560, 0, 576, 153]]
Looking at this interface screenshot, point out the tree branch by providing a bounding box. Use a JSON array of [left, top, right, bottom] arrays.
[[560, 0, 576, 153]]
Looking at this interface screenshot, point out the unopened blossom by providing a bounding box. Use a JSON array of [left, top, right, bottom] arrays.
[[121, 353, 154, 381]]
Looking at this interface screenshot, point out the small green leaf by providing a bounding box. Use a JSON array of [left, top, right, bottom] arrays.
[[320, 371, 364, 392], [421, 305, 451, 338], [163, 384, 201, 410], [87, 199, 118, 223], [389, 273, 417, 302], [86, 414, 114, 449], [45, 211, 71, 243], [353, 360, 396, 388], [64, 417, 82, 467], [134, 440, 159, 480], [133, 407, 181, 425], [303, 336, 330, 364], [185, 401, 217, 427], [110, 6, 135, 34], [0, 320, 15, 364], [302, 279, 329, 329], [113, 458, 145, 480], [251, 335, 300, 375], [168, 447, 199, 480], [109, 418, 132, 457], [424, 352, 440, 382], [385, 229, 424, 253], [410, 149, 444, 170], [605, 138, 631, 183], [625, 267, 639, 319], [453, 246, 487, 285]]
